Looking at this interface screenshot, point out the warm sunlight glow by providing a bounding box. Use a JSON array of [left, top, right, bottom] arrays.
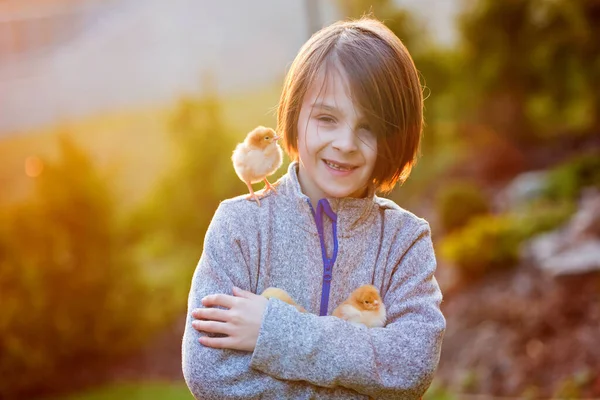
[[25, 156, 44, 178]]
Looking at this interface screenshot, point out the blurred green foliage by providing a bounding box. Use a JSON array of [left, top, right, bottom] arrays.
[[423, 381, 457, 400], [440, 201, 574, 279], [127, 82, 278, 313], [435, 182, 490, 233], [137, 90, 240, 250], [460, 0, 600, 142], [440, 214, 521, 278], [515, 200, 576, 239], [50, 382, 193, 400], [554, 377, 583, 399], [543, 151, 600, 202], [0, 135, 165, 399]]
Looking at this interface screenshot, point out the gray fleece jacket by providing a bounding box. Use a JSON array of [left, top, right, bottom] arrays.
[[182, 161, 445, 399]]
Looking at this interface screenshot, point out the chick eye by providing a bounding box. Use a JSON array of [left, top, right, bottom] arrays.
[[265, 136, 270, 140], [365, 300, 370, 304]]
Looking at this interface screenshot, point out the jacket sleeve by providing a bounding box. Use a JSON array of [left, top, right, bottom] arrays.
[[249, 222, 446, 400], [181, 202, 368, 400]]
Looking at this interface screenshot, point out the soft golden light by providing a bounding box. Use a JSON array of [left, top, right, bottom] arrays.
[[25, 156, 44, 178]]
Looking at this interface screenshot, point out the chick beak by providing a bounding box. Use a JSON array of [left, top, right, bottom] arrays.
[[273, 135, 280, 141], [373, 300, 379, 306]]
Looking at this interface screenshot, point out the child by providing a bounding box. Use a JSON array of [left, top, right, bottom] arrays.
[[182, 17, 445, 399]]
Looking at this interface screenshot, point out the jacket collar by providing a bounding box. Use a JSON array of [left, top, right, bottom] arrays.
[[277, 161, 377, 236]]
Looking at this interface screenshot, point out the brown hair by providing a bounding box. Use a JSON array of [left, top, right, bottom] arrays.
[[277, 17, 423, 193]]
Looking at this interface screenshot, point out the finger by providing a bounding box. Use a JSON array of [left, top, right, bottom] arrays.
[[192, 307, 230, 322], [202, 293, 237, 308], [192, 320, 231, 335], [199, 335, 239, 350], [232, 286, 255, 299]]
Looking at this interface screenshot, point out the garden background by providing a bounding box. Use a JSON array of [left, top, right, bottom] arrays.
[[1, 0, 599, 398]]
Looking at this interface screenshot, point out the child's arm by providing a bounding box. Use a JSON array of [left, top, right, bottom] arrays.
[[181, 202, 368, 400], [248, 221, 446, 400]]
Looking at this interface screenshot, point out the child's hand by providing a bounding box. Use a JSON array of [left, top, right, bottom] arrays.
[[191, 286, 268, 352]]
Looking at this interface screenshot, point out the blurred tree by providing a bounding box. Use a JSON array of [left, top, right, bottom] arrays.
[[459, 0, 600, 144], [164, 93, 239, 249], [459, 0, 537, 145], [130, 75, 241, 283], [529, 0, 600, 135], [0, 134, 158, 399]]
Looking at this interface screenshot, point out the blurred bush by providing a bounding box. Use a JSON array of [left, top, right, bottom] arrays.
[[127, 87, 254, 309], [449, 123, 527, 184], [440, 214, 520, 278], [514, 200, 575, 239], [542, 151, 600, 203], [435, 181, 490, 233], [440, 201, 573, 279], [0, 135, 165, 399]]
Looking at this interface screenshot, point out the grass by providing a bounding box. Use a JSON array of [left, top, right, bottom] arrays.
[[0, 84, 280, 209], [50, 382, 193, 400]]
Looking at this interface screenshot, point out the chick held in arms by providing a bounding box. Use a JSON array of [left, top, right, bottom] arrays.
[[261, 287, 307, 313], [333, 285, 387, 328], [232, 126, 283, 206]]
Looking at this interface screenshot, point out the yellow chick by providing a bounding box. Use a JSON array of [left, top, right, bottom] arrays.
[[261, 287, 306, 313], [232, 126, 283, 206], [332, 285, 386, 328]]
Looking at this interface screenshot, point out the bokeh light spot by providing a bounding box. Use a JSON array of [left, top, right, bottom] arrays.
[[25, 156, 44, 178]]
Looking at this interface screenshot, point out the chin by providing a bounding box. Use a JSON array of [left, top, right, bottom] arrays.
[[320, 185, 362, 199], [319, 180, 368, 199]]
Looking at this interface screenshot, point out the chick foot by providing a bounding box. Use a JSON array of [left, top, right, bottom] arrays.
[[263, 178, 278, 194], [245, 182, 261, 207]]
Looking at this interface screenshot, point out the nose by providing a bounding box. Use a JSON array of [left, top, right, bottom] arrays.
[[332, 126, 358, 153]]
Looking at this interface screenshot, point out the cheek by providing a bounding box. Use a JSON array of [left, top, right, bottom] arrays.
[[362, 141, 378, 169], [297, 123, 322, 158]]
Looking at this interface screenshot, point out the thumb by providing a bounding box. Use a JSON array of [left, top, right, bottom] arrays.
[[232, 286, 253, 298]]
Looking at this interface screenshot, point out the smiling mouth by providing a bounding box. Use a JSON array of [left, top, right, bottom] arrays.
[[323, 159, 358, 171]]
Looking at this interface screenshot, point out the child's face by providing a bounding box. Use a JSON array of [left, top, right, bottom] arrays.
[[296, 65, 377, 204]]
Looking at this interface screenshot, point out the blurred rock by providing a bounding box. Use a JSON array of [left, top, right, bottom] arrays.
[[498, 170, 549, 211], [523, 188, 600, 276], [567, 187, 600, 240]]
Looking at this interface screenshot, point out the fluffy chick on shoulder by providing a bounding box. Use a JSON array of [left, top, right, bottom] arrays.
[[231, 126, 283, 206]]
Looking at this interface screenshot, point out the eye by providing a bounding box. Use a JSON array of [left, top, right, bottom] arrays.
[[264, 136, 270, 140], [316, 115, 336, 124], [357, 124, 376, 142], [365, 300, 370, 304]]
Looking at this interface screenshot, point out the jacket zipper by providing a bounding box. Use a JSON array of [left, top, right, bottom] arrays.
[[308, 198, 338, 316]]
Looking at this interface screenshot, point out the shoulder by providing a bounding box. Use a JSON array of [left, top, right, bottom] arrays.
[[372, 195, 430, 235], [372, 198, 438, 279], [209, 186, 283, 235], [213, 195, 261, 229]]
